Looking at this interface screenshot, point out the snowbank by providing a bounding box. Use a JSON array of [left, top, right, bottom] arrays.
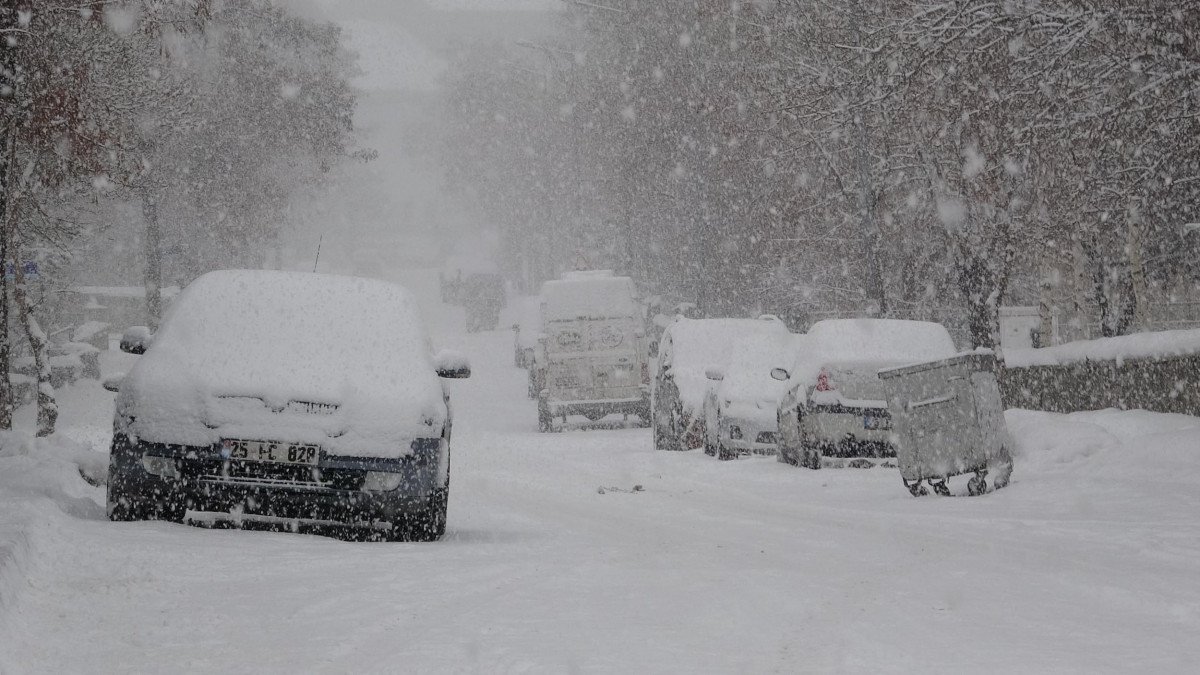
[[0, 433, 105, 623], [1005, 327, 1200, 367]]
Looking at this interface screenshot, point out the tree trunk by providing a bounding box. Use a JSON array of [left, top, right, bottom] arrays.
[[1127, 200, 1150, 331], [142, 191, 164, 330], [960, 257, 998, 349], [0, 134, 16, 429], [12, 242, 55, 437], [1038, 258, 1055, 348], [1070, 240, 1091, 341]]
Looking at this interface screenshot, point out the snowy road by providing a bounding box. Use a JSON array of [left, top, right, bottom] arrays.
[[4, 324, 1200, 672]]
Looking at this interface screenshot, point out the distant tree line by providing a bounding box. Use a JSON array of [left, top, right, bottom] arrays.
[[0, 0, 359, 434], [443, 0, 1200, 348]]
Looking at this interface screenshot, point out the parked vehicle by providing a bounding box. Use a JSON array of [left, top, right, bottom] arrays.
[[511, 296, 543, 371], [652, 316, 790, 452], [879, 351, 1014, 496], [535, 271, 650, 431], [702, 332, 801, 460], [106, 270, 470, 541], [462, 271, 507, 333], [440, 253, 500, 307], [776, 318, 956, 469]]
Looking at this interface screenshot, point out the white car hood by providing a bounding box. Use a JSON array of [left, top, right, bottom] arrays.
[[118, 357, 446, 458]]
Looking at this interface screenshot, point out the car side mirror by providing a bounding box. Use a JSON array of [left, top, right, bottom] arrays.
[[102, 374, 125, 393], [120, 326, 152, 355], [771, 367, 790, 381], [434, 350, 471, 379], [705, 367, 725, 381]]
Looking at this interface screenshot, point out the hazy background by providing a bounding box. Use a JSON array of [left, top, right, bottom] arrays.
[[277, 0, 559, 279]]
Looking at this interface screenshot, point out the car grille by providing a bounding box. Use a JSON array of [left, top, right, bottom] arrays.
[[185, 460, 365, 491]]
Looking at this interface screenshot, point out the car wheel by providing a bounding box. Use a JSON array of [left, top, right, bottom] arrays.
[[800, 441, 822, 470], [636, 401, 652, 428], [107, 468, 186, 523], [654, 420, 678, 452], [390, 489, 448, 542], [717, 443, 736, 461]]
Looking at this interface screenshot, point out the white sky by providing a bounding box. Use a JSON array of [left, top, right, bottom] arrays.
[[283, 0, 560, 91]]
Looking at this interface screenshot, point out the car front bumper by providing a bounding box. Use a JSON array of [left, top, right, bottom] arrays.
[[108, 435, 444, 526], [720, 417, 779, 454]]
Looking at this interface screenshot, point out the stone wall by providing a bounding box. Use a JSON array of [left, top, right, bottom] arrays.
[[999, 355, 1200, 416]]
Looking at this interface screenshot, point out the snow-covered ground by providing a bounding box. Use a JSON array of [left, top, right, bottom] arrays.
[[3, 279, 1200, 672]]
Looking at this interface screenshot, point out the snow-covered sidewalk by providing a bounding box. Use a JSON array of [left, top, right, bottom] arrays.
[[2, 329, 1199, 672]]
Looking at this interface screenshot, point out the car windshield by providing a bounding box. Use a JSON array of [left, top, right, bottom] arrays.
[[541, 276, 639, 321], [151, 270, 434, 403]]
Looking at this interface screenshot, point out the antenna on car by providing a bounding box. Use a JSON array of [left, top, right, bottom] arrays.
[[312, 234, 323, 273]]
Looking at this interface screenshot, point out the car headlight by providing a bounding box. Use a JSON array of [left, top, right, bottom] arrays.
[[142, 455, 180, 479], [362, 471, 405, 492]]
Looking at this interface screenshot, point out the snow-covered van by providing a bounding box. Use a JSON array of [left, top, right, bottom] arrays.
[[106, 270, 470, 541], [535, 271, 649, 431], [776, 318, 956, 469]]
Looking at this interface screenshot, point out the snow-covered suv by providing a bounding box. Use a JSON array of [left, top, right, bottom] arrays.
[[105, 270, 470, 541]]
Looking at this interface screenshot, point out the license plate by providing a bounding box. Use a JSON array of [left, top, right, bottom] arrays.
[[863, 416, 891, 431], [223, 439, 319, 465]]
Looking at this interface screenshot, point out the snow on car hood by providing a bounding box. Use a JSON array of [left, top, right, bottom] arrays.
[[717, 332, 800, 408], [117, 270, 446, 458]]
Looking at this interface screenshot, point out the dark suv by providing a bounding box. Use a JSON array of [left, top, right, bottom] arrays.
[[106, 270, 470, 541]]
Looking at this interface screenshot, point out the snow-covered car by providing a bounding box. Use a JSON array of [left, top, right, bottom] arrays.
[[535, 271, 650, 431], [105, 270, 470, 541], [776, 318, 956, 469], [440, 253, 499, 305], [702, 332, 803, 460], [462, 271, 507, 333], [652, 316, 791, 452]]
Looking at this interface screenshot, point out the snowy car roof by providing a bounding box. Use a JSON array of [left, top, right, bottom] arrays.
[[540, 275, 640, 320], [807, 318, 956, 364], [666, 317, 790, 370], [146, 269, 438, 408]]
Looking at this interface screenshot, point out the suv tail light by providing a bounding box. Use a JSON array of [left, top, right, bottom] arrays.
[[815, 368, 834, 392]]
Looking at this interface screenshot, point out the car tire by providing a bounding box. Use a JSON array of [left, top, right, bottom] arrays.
[[390, 489, 448, 542], [636, 402, 652, 428], [537, 398, 554, 432], [654, 420, 678, 452], [717, 443, 737, 461], [107, 465, 186, 523], [800, 442, 822, 470]]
